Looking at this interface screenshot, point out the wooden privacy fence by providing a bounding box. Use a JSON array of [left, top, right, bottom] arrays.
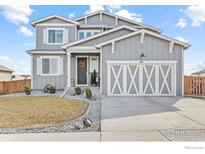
[[184, 76, 205, 96], [0, 79, 31, 95]]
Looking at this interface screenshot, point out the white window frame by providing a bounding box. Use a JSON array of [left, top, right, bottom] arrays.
[[78, 29, 101, 40], [46, 28, 65, 45], [90, 56, 99, 73], [40, 56, 60, 76]]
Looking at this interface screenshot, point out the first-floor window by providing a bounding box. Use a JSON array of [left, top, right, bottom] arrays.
[[42, 57, 58, 75]]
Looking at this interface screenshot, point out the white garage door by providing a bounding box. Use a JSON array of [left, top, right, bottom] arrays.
[[107, 61, 177, 96]]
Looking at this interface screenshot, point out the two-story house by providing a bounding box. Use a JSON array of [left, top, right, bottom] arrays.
[[27, 10, 190, 96]]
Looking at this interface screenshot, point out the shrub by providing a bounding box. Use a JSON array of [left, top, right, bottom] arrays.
[[49, 86, 56, 94], [91, 69, 97, 86], [75, 87, 81, 95], [83, 87, 92, 99], [24, 84, 31, 95]]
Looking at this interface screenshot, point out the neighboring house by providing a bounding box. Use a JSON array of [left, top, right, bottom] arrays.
[[11, 75, 31, 81], [192, 68, 205, 76], [0, 65, 14, 82], [27, 10, 190, 96]]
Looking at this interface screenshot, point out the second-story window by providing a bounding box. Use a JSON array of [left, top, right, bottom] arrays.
[[78, 30, 100, 40], [48, 29, 64, 44]]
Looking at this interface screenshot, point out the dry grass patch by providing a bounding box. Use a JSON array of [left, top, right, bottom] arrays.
[[0, 96, 88, 128]]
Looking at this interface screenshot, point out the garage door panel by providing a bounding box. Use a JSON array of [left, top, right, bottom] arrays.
[[107, 61, 176, 96]]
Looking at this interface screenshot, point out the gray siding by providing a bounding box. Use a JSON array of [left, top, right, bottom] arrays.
[[74, 28, 133, 46], [32, 54, 67, 89], [36, 26, 76, 50], [77, 13, 138, 27], [38, 17, 70, 24], [101, 34, 183, 96]]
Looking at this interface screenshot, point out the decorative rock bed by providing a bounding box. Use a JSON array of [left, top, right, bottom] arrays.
[[0, 91, 101, 134]]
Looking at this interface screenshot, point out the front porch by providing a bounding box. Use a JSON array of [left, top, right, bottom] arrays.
[[67, 50, 101, 89]]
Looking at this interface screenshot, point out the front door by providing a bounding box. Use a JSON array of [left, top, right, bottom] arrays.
[[77, 57, 88, 86]]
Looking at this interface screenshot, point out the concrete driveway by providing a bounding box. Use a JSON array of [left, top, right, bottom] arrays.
[[101, 96, 205, 141]]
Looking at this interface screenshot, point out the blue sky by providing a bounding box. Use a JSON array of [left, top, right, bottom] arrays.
[[0, 5, 204, 74]]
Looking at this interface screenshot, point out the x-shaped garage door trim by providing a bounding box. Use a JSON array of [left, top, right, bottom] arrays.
[[111, 65, 123, 94], [159, 65, 171, 94], [127, 65, 139, 94], [143, 65, 155, 94]]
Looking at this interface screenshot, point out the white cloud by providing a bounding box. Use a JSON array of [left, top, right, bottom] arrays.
[[185, 5, 205, 27], [24, 43, 35, 48], [68, 12, 75, 19], [176, 18, 187, 28], [0, 5, 33, 25], [114, 9, 142, 23], [174, 36, 188, 43], [19, 26, 33, 36], [185, 62, 205, 75], [86, 5, 104, 14], [0, 56, 12, 63], [106, 5, 121, 13]]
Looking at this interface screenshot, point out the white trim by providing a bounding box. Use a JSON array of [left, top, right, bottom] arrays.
[[79, 25, 107, 28], [90, 56, 99, 73], [62, 25, 137, 49], [140, 31, 145, 44], [96, 29, 190, 49], [85, 17, 87, 25], [111, 42, 115, 53], [26, 50, 66, 55], [69, 50, 99, 54], [75, 25, 77, 41], [31, 54, 33, 89], [74, 10, 162, 33], [67, 52, 71, 88], [31, 14, 79, 27], [100, 48, 103, 93], [169, 41, 174, 53], [78, 29, 101, 40], [115, 17, 118, 26], [39, 56, 61, 76], [46, 27, 65, 45], [76, 56, 89, 87], [100, 12, 102, 20], [107, 60, 178, 65], [35, 23, 76, 27], [182, 47, 184, 95], [107, 61, 177, 96]]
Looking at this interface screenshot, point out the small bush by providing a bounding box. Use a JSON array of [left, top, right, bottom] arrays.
[[24, 84, 31, 95], [75, 87, 81, 95], [49, 86, 56, 94], [83, 87, 92, 99]]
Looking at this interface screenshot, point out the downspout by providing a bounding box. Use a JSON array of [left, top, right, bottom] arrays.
[[60, 48, 70, 98]]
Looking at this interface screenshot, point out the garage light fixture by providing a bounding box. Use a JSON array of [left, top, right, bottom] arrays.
[[139, 52, 146, 63]]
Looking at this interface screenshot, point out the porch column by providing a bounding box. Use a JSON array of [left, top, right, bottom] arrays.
[[67, 51, 71, 88]]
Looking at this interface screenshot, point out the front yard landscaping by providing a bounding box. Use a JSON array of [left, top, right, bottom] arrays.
[[0, 96, 88, 128]]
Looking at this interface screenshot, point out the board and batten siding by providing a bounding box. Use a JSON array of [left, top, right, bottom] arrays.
[[74, 28, 134, 46], [36, 26, 76, 50], [101, 34, 183, 96], [76, 13, 137, 27], [32, 54, 67, 89]]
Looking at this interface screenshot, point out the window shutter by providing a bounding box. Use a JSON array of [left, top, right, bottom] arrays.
[[37, 57, 42, 75], [43, 29, 47, 44], [59, 57, 64, 75], [64, 29, 68, 44]]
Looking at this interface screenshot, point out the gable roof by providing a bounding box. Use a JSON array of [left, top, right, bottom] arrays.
[[31, 14, 79, 27], [95, 29, 190, 49], [0, 65, 14, 73], [62, 25, 137, 49], [75, 10, 162, 33], [192, 68, 205, 75]]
